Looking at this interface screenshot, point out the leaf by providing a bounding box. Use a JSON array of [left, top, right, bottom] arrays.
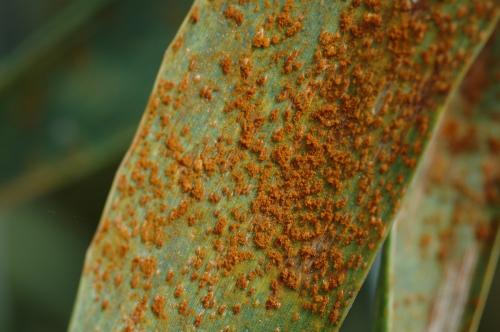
[[384, 30, 500, 332], [70, 1, 498, 331], [0, 0, 192, 207]]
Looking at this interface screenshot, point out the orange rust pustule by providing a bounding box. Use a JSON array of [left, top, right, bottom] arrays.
[[151, 295, 167, 319], [224, 5, 244, 26]]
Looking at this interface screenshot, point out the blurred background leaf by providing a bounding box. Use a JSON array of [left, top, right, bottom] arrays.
[[0, 0, 192, 207], [376, 30, 500, 332]]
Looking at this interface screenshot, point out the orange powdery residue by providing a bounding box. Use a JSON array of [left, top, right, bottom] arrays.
[[224, 5, 244, 26], [174, 284, 184, 298], [190, 6, 200, 24], [217, 304, 226, 315], [200, 86, 213, 100], [276, 0, 303, 38], [239, 56, 253, 80], [101, 299, 109, 311], [131, 256, 157, 279], [219, 55, 232, 75], [124, 296, 148, 330], [232, 304, 241, 315], [208, 192, 221, 203], [253, 27, 271, 48], [172, 35, 184, 53], [236, 274, 249, 289], [280, 268, 299, 290], [266, 295, 282, 310], [213, 216, 228, 235], [362, 12, 382, 28], [166, 134, 184, 153], [194, 313, 203, 327], [165, 269, 174, 283], [178, 299, 189, 316], [202, 291, 215, 309], [151, 295, 167, 319], [283, 50, 302, 74]]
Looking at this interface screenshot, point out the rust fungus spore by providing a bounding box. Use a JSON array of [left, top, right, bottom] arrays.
[[224, 5, 244, 26]]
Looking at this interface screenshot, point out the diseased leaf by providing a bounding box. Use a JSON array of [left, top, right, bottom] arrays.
[[387, 30, 500, 332], [70, 1, 498, 331]]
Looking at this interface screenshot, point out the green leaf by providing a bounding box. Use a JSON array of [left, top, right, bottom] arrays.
[[385, 30, 500, 332], [70, 1, 498, 331]]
